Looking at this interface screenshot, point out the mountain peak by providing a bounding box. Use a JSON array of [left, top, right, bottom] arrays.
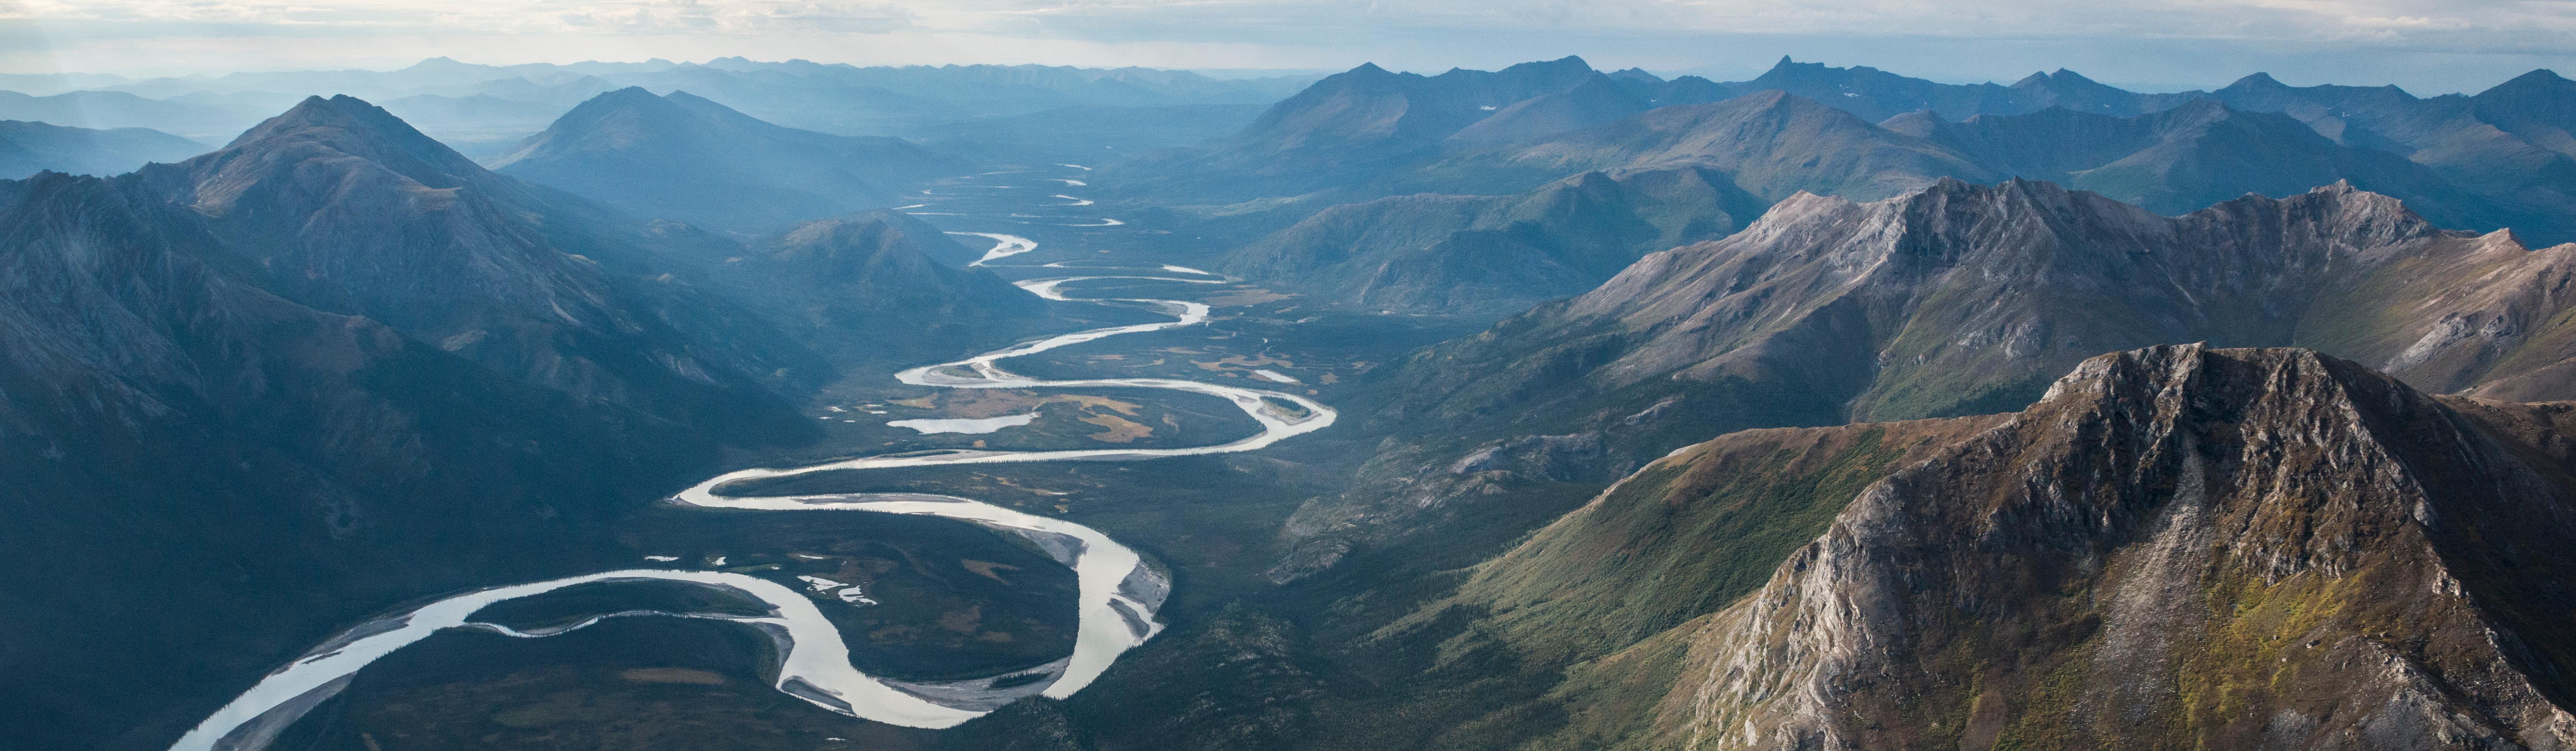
[[2221, 71, 2286, 91], [596, 85, 661, 102], [404, 56, 471, 69], [2479, 68, 2576, 100], [188, 94, 513, 217], [2507, 68, 2570, 84], [226, 94, 453, 156], [1606, 67, 1663, 83], [1519, 55, 1590, 70]]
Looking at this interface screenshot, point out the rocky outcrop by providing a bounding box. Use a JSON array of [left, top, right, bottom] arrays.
[[1632, 345, 2576, 749], [1330, 346, 2576, 751]]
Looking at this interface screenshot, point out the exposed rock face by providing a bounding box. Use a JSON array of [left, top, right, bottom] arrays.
[[490, 87, 957, 233], [1278, 179, 2576, 582], [1219, 167, 1762, 316], [1631, 345, 2576, 750]]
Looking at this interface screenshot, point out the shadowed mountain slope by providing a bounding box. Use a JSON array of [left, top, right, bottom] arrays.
[[0, 171, 704, 751], [0, 93, 1056, 750], [159, 94, 826, 437], [490, 86, 958, 233]]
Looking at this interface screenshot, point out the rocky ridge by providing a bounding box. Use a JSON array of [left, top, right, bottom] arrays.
[[1273, 179, 2576, 582], [1619, 345, 2576, 749]]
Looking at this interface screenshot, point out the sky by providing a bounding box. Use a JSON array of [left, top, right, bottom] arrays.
[[4, 0, 2576, 94]]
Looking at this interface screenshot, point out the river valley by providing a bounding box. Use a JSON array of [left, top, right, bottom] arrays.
[[167, 165, 1383, 751]]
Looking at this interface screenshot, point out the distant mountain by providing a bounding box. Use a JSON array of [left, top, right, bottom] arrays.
[[1735, 58, 2203, 122], [1398, 89, 1998, 199], [1272, 179, 2576, 580], [1219, 167, 1762, 315], [0, 120, 206, 179], [1341, 345, 2576, 750], [0, 71, 133, 97], [2201, 68, 2576, 242], [0, 89, 271, 142], [1122, 58, 2576, 247], [1725, 56, 2029, 121], [714, 210, 1043, 359], [1205, 86, 2517, 321], [1888, 99, 2488, 222], [491, 87, 959, 233], [1109, 57, 1604, 198]]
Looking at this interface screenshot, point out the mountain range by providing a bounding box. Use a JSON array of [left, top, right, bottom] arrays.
[[1123, 59, 2576, 316], [0, 57, 1324, 161], [1273, 178, 2576, 581]]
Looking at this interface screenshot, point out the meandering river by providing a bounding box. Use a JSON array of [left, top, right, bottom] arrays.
[[170, 170, 1335, 751]]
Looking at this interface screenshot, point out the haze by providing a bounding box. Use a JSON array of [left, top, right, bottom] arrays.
[[7, 0, 2576, 94]]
